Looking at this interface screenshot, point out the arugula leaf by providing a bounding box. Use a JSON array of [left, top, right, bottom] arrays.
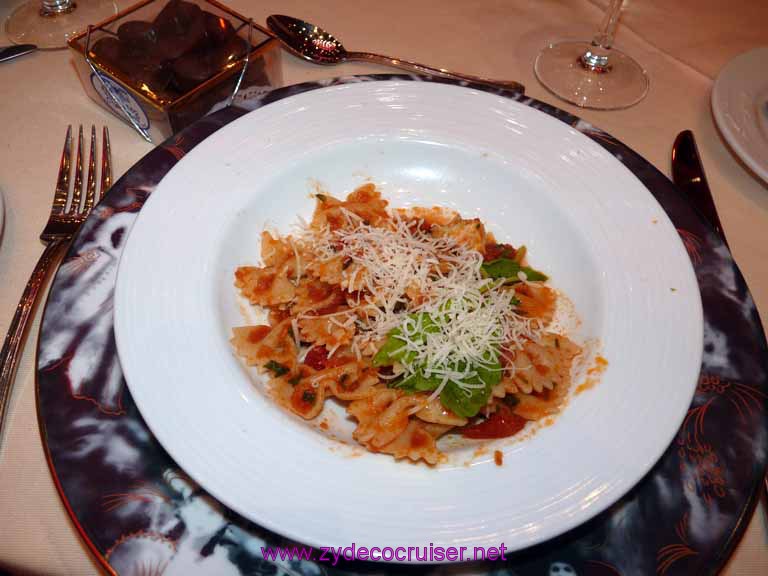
[[439, 356, 502, 418], [393, 369, 443, 392], [476, 356, 503, 388], [372, 313, 439, 367], [372, 311, 504, 418], [440, 381, 490, 418], [372, 328, 407, 366], [481, 258, 548, 282]]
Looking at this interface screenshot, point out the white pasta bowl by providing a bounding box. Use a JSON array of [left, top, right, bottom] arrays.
[[114, 81, 702, 559]]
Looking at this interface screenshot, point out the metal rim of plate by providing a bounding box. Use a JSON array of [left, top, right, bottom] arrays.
[[35, 74, 768, 576]]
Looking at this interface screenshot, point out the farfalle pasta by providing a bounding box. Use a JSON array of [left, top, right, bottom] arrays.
[[231, 184, 583, 464]]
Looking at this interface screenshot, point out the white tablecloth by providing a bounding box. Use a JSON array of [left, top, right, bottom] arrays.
[[1, 0, 766, 574]]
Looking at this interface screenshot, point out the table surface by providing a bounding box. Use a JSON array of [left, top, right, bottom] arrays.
[[1, 0, 766, 574]]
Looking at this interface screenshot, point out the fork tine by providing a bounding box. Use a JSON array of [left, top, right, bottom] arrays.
[[68, 125, 84, 215], [82, 125, 97, 214], [100, 126, 112, 199], [51, 126, 72, 215]]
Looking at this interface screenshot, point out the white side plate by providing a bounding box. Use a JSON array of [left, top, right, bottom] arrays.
[[712, 46, 768, 184]]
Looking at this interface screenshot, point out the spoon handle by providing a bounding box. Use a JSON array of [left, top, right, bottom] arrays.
[[346, 51, 525, 93]]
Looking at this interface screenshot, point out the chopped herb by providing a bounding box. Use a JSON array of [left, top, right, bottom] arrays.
[[265, 360, 289, 377], [288, 375, 301, 385], [302, 390, 317, 404], [503, 394, 520, 407], [393, 301, 408, 313]]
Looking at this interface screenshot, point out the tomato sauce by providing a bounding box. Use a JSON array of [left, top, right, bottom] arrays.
[[268, 308, 290, 325], [302, 347, 354, 371], [406, 219, 434, 234], [484, 243, 516, 262], [313, 291, 347, 315], [291, 383, 318, 415], [303, 346, 329, 370], [575, 355, 608, 395], [461, 404, 527, 439], [255, 273, 275, 291], [307, 282, 333, 302], [246, 325, 271, 344], [326, 354, 354, 369], [410, 428, 430, 449]]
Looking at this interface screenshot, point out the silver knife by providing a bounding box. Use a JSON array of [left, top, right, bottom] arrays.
[[671, 129, 729, 248], [0, 44, 37, 63]]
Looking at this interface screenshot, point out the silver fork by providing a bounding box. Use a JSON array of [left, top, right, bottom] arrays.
[[0, 125, 112, 444]]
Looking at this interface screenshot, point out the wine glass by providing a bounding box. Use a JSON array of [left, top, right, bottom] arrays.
[[6, 0, 118, 50], [534, 0, 648, 110]]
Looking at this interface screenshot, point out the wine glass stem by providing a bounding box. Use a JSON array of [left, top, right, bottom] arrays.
[[40, 0, 75, 16], [582, 0, 625, 71]]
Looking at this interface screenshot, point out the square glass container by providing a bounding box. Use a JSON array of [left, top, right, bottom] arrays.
[[68, 0, 282, 142]]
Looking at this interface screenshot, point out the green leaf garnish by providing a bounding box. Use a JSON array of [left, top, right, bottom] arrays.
[[392, 370, 443, 392], [373, 311, 504, 418], [440, 380, 491, 418], [481, 258, 548, 282], [372, 313, 439, 367], [372, 328, 407, 366], [439, 354, 503, 417]]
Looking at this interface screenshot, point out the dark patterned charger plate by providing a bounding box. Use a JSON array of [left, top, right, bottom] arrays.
[[36, 75, 767, 576]]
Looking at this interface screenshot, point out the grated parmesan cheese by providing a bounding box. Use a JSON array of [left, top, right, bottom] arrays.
[[295, 210, 542, 393], [288, 238, 302, 286]]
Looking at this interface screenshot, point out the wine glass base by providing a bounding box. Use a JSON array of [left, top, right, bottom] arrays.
[[5, 0, 118, 50], [534, 41, 649, 110]]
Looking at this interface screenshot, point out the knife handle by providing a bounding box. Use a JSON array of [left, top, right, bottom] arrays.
[[673, 130, 730, 249]]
